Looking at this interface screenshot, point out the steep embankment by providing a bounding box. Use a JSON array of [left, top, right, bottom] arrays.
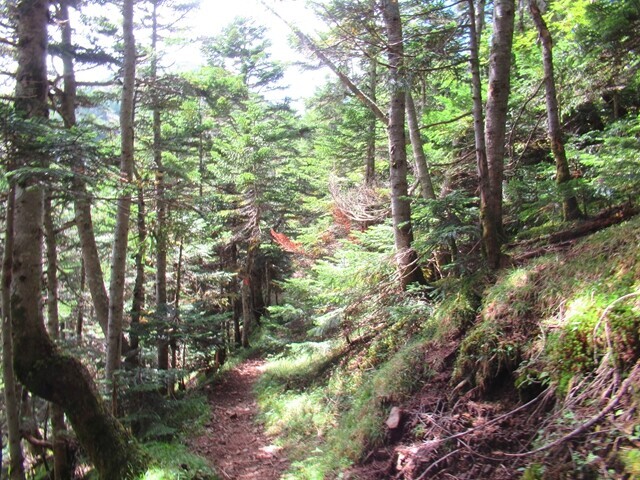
[[255, 214, 640, 479], [353, 214, 640, 479]]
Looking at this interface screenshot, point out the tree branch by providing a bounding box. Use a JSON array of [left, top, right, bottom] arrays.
[[259, 0, 388, 125]]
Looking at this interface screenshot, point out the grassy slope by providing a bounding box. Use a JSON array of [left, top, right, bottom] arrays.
[[255, 215, 640, 479]]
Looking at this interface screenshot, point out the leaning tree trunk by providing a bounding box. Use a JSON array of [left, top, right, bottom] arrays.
[[365, 53, 377, 185], [406, 90, 436, 201], [381, 0, 425, 288], [44, 194, 73, 480], [62, 0, 131, 356], [106, 0, 136, 380], [482, 0, 515, 269], [467, 0, 494, 269], [61, 0, 110, 340], [2, 185, 26, 480], [10, 1, 147, 477], [529, 1, 582, 221]]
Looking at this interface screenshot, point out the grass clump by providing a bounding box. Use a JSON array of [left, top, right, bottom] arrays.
[[140, 442, 216, 480], [256, 333, 434, 478]]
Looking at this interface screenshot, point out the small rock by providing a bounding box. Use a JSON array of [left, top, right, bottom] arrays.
[[386, 406, 403, 429]]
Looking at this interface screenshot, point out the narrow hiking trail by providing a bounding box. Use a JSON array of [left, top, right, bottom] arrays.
[[191, 359, 288, 480]]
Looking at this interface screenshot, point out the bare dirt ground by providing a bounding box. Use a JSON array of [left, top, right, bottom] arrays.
[[190, 359, 288, 480]]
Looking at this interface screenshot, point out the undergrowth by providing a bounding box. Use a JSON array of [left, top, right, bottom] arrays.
[[252, 215, 639, 479], [455, 216, 640, 394], [253, 258, 481, 478]]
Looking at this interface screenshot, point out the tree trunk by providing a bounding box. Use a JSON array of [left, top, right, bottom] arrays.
[[10, 2, 147, 477], [62, 0, 131, 355], [241, 277, 252, 348], [129, 180, 146, 365], [44, 194, 73, 480], [172, 239, 184, 371], [365, 54, 377, 185], [482, 0, 515, 269], [76, 260, 85, 340], [529, 1, 582, 221], [2, 185, 26, 480], [151, 0, 170, 374], [61, 0, 111, 341], [468, 0, 494, 270], [406, 90, 436, 200], [106, 0, 136, 380], [381, 0, 425, 289]]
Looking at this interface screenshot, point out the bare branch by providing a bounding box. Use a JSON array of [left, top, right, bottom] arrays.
[[259, 0, 388, 125]]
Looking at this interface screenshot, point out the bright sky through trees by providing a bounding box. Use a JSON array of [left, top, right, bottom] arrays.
[[183, 0, 330, 108]]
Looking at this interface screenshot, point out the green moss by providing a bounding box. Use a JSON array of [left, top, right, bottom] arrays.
[[456, 217, 640, 393]]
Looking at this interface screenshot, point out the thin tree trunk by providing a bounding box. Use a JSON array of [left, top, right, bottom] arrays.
[[2, 185, 26, 480], [171, 239, 183, 371], [382, 0, 425, 289], [44, 194, 73, 480], [62, 0, 131, 355], [61, 0, 110, 340], [151, 0, 170, 374], [406, 90, 436, 200], [10, 1, 147, 477], [529, 1, 582, 221], [365, 54, 377, 185], [483, 0, 515, 269], [129, 179, 146, 365], [106, 0, 136, 380], [468, 0, 494, 269], [241, 277, 252, 348], [76, 260, 84, 340]]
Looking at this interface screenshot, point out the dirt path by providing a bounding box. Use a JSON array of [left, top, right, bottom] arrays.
[[191, 359, 288, 480]]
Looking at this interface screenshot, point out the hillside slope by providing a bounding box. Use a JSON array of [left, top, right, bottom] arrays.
[[257, 215, 640, 479]]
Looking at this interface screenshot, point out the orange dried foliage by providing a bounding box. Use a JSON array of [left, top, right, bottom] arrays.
[[332, 206, 352, 234], [270, 228, 304, 254]]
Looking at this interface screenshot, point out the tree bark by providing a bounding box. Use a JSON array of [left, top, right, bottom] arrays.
[[61, 0, 131, 354], [529, 1, 582, 221], [405, 90, 436, 200], [468, 0, 494, 270], [129, 179, 146, 365], [382, 0, 425, 288], [241, 277, 252, 348], [44, 194, 73, 480], [482, 0, 515, 269], [365, 54, 377, 185], [2, 185, 26, 480], [76, 260, 85, 340], [106, 0, 136, 380], [151, 0, 170, 373], [61, 0, 110, 335], [172, 238, 183, 370], [10, 1, 148, 477]]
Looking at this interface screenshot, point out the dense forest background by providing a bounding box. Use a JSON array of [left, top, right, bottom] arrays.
[[0, 0, 639, 479]]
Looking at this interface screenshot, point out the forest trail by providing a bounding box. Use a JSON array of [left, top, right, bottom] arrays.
[[191, 359, 288, 480]]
